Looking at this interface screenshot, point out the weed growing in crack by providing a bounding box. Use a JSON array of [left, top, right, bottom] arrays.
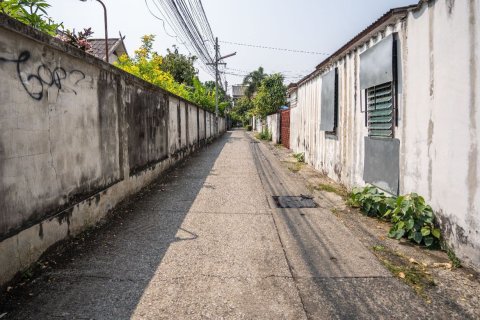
[[372, 247, 436, 301], [446, 247, 462, 268], [293, 152, 304, 163], [314, 183, 347, 198]]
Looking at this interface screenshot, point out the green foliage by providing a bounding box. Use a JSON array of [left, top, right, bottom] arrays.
[[160, 45, 197, 86], [314, 183, 347, 197], [243, 66, 266, 99], [348, 186, 441, 247], [255, 127, 271, 141], [253, 73, 287, 118], [245, 124, 252, 131], [347, 186, 391, 217], [0, 0, 62, 35], [447, 247, 462, 268], [230, 96, 254, 125], [385, 193, 441, 247], [115, 35, 228, 114], [293, 152, 304, 163], [189, 76, 216, 112]]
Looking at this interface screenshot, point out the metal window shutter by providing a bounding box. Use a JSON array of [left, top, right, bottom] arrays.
[[367, 82, 393, 138]]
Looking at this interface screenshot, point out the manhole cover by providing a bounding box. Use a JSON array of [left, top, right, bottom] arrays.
[[272, 195, 318, 208]]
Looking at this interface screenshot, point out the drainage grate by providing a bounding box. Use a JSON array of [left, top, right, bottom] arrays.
[[272, 195, 318, 208]]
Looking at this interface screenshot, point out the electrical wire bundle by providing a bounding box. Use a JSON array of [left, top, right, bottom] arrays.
[[145, 0, 226, 86]]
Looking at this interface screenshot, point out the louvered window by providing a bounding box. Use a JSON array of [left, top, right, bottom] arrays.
[[367, 82, 393, 138]]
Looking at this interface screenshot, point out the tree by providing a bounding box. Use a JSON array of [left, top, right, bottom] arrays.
[[253, 73, 286, 118], [204, 80, 226, 100], [160, 45, 197, 86], [243, 66, 267, 99], [115, 35, 230, 115], [230, 96, 254, 125], [0, 0, 63, 35], [115, 35, 191, 99]]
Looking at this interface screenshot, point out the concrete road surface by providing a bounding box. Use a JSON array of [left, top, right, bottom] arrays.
[[2, 129, 458, 319]]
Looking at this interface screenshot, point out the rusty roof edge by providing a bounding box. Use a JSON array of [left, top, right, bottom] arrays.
[[292, 3, 421, 89]]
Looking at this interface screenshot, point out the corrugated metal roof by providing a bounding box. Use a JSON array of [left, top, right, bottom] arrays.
[[292, 3, 420, 89], [89, 38, 123, 60]]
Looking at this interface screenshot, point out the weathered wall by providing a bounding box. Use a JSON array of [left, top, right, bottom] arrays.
[[290, 0, 480, 268], [0, 15, 226, 285], [266, 113, 280, 144], [252, 116, 263, 133]]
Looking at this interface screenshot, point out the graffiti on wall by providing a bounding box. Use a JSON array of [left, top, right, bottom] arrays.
[[0, 51, 87, 100]]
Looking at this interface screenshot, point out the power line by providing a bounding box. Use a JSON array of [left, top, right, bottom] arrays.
[[146, 0, 219, 79], [223, 71, 304, 80], [225, 67, 311, 76], [219, 40, 330, 55]]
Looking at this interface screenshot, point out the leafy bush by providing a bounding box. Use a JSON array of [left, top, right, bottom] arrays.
[[255, 127, 271, 140], [385, 193, 441, 247], [0, 0, 62, 35], [115, 35, 228, 114], [348, 186, 441, 247], [293, 152, 304, 163], [245, 125, 252, 131], [347, 186, 393, 217]]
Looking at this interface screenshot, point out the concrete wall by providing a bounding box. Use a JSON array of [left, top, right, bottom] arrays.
[[290, 0, 480, 268], [266, 113, 280, 144], [0, 15, 226, 286], [252, 116, 263, 132]]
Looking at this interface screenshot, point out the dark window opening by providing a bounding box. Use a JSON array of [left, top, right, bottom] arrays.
[[326, 69, 339, 136]]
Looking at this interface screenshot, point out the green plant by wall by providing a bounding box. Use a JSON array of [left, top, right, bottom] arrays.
[[293, 152, 305, 163], [0, 0, 62, 35], [255, 127, 271, 141], [348, 186, 441, 247]]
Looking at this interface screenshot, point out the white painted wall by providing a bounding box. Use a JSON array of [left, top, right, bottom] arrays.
[[290, 0, 480, 268], [266, 113, 281, 144]]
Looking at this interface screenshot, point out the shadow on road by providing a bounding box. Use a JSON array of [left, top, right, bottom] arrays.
[[0, 132, 232, 319]]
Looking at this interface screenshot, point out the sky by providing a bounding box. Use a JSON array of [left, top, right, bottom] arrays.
[[47, 0, 417, 94]]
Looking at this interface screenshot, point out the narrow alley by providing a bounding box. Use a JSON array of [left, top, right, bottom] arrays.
[[1, 129, 470, 319]]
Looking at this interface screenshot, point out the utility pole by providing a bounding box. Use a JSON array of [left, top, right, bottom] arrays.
[[208, 38, 236, 135]]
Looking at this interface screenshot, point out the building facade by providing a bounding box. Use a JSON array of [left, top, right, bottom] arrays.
[[289, 0, 480, 268]]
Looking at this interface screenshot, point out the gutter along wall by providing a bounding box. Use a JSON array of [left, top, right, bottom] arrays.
[[0, 15, 226, 286], [289, 0, 480, 269]]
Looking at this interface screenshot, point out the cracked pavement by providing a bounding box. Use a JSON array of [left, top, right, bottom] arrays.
[[1, 129, 455, 319]]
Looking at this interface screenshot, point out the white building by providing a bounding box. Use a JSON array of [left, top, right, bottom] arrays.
[[289, 0, 480, 268]]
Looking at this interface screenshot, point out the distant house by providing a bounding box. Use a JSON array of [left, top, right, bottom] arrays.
[[286, 83, 297, 109], [89, 37, 128, 63], [232, 84, 247, 101]]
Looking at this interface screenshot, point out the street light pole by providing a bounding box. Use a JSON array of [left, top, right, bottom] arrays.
[[80, 0, 109, 63]]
